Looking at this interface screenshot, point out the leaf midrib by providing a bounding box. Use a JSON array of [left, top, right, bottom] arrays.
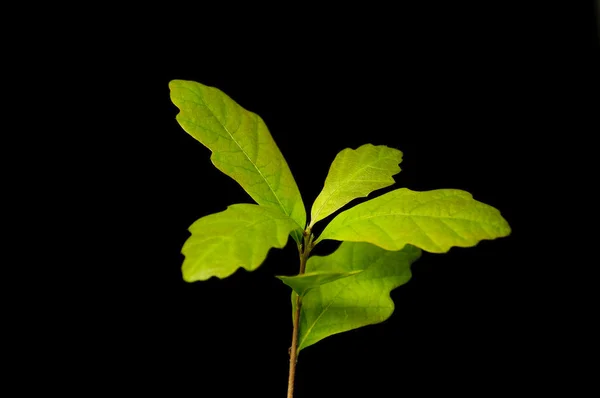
[[337, 212, 498, 224], [329, 193, 501, 228], [178, 84, 291, 219]]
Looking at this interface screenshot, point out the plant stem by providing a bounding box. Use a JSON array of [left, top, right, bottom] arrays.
[[287, 292, 302, 397], [287, 231, 313, 398]]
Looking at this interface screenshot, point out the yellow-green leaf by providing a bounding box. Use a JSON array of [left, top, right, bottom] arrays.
[[182, 204, 298, 282], [277, 270, 362, 296], [317, 188, 511, 253], [295, 242, 422, 351], [309, 144, 403, 228], [169, 80, 306, 233]]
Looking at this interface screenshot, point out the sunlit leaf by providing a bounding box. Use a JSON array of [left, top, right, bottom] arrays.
[[182, 204, 298, 282], [294, 242, 421, 351], [310, 144, 402, 227], [317, 188, 511, 253], [169, 79, 306, 236]]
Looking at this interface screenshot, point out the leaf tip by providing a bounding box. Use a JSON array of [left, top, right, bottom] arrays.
[[168, 79, 186, 91], [499, 217, 512, 237]]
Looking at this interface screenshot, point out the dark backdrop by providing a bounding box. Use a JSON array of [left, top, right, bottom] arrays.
[[84, 2, 598, 397]]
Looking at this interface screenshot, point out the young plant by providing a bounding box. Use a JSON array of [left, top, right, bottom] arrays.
[[169, 79, 511, 397]]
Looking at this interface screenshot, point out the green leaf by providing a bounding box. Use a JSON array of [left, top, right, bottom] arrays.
[[295, 242, 421, 351], [169, 80, 306, 235], [317, 188, 511, 253], [181, 204, 299, 282], [276, 270, 362, 296], [309, 144, 403, 228]]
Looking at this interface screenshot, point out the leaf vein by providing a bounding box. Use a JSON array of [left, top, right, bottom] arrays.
[[177, 84, 290, 217]]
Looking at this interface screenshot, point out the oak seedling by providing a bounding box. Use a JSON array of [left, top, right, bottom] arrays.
[[169, 79, 511, 397]]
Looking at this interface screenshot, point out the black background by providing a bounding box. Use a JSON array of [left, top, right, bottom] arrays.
[[57, 2, 598, 397]]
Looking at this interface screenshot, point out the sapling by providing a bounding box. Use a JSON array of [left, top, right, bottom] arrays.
[[169, 79, 511, 397]]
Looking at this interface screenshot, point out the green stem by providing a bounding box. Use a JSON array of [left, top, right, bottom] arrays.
[[287, 230, 313, 398]]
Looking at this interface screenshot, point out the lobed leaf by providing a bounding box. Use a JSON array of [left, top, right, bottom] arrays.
[[294, 242, 422, 351], [169, 80, 306, 236], [182, 204, 299, 282], [309, 144, 403, 228], [317, 188, 511, 253]]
